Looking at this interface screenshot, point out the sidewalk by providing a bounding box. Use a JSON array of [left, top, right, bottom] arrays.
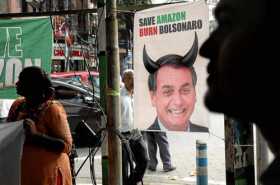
[[76, 168, 224, 185], [74, 130, 226, 185]]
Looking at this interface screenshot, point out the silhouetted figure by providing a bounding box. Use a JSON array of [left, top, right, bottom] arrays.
[[7, 66, 73, 185], [199, 0, 278, 184]]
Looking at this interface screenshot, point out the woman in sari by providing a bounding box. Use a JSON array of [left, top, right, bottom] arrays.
[[7, 66, 73, 185]]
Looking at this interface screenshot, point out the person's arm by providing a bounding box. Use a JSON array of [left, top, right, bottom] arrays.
[[44, 101, 73, 154], [24, 119, 65, 152], [29, 133, 65, 152], [6, 98, 23, 122]]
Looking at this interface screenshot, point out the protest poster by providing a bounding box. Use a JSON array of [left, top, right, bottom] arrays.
[[134, 1, 210, 132], [0, 17, 52, 99]]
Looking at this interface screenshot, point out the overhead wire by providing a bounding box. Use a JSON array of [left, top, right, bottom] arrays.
[[49, 6, 142, 185], [49, 9, 107, 185]]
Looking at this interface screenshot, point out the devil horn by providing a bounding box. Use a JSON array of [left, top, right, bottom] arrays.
[[182, 32, 198, 66], [143, 45, 160, 74]]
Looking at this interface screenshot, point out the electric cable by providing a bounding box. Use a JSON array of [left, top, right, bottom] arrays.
[[50, 8, 140, 185], [50, 12, 107, 185], [72, 6, 105, 123], [50, 14, 101, 120], [74, 127, 106, 183], [50, 15, 76, 72], [208, 131, 225, 141]]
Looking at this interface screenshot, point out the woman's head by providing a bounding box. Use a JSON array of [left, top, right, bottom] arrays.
[[16, 66, 53, 104]]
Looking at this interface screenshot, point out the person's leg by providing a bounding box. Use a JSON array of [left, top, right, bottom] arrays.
[[122, 142, 129, 185], [155, 132, 175, 171], [146, 131, 158, 170], [127, 136, 149, 185]]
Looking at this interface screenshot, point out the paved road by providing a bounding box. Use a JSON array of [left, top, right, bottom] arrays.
[[74, 114, 226, 185]]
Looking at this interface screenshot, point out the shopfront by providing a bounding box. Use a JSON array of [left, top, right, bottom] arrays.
[[52, 43, 96, 72]]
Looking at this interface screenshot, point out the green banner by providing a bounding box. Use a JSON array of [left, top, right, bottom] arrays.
[[0, 17, 53, 99]]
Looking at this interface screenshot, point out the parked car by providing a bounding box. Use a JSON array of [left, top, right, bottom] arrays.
[[52, 77, 99, 98], [52, 79, 103, 147], [51, 70, 99, 89]]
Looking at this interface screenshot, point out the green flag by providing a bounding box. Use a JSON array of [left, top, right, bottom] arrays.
[[0, 17, 53, 99]]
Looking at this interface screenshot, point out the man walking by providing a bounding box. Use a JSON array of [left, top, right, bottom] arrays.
[[120, 69, 148, 185]]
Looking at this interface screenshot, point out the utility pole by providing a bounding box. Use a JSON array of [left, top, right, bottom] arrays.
[[97, 0, 109, 184], [106, 0, 122, 184]]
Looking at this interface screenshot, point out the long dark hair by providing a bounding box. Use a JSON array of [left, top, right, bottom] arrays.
[[18, 66, 53, 104]]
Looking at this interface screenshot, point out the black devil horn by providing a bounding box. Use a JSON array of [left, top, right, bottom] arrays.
[[143, 45, 160, 74], [182, 32, 198, 66]]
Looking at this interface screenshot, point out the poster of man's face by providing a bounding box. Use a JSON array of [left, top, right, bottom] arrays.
[[134, 1, 212, 132], [150, 66, 196, 131]]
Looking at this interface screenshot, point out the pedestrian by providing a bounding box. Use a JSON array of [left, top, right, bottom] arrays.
[[199, 0, 278, 184], [7, 66, 73, 185], [120, 69, 148, 185], [145, 130, 176, 172]]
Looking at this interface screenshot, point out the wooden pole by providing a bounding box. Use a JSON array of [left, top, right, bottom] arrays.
[[106, 0, 122, 184], [97, 0, 110, 183]]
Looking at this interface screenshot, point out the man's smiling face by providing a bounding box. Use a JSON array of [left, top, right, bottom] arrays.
[[150, 65, 196, 131]]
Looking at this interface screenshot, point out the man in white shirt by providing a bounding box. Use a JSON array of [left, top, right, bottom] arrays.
[[120, 69, 148, 185], [120, 70, 134, 133]]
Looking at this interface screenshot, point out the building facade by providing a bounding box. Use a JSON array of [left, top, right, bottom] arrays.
[[2, 0, 98, 72]]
